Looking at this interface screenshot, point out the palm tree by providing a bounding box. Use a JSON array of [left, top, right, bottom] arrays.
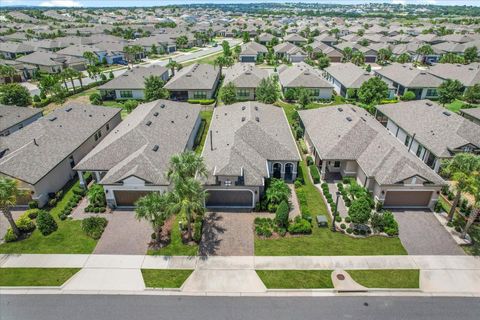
[[0, 65, 17, 83], [0, 177, 23, 237], [342, 47, 353, 62], [65, 68, 81, 92], [214, 55, 234, 77], [167, 151, 208, 185], [442, 154, 480, 222], [351, 51, 365, 66], [461, 172, 480, 239], [416, 44, 434, 63], [166, 178, 206, 241], [265, 178, 291, 207], [82, 51, 97, 65], [135, 192, 171, 244], [166, 60, 181, 77], [87, 184, 106, 207]]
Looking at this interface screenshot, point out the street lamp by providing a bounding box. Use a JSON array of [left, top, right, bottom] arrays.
[[332, 191, 341, 232]]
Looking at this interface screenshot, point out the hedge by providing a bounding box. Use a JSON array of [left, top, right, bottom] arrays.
[[309, 164, 321, 184], [187, 99, 215, 105]]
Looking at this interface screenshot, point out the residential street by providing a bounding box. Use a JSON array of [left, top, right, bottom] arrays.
[[1, 295, 479, 320]]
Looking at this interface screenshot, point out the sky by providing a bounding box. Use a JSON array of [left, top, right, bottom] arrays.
[[1, 0, 479, 7]]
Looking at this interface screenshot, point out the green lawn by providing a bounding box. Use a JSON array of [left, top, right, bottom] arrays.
[[347, 269, 420, 288], [182, 51, 223, 67], [446, 100, 479, 113], [254, 159, 407, 256], [102, 100, 128, 119], [141, 269, 193, 288], [0, 180, 98, 254], [256, 270, 334, 289], [195, 110, 213, 154], [147, 215, 198, 256], [0, 268, 80, 287]]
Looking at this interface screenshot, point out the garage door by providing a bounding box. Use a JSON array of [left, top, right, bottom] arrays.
[[384, 191, 432, 207], [365, 56, 377, 63], [240, 56, 256, 63], [206, 190, 253, 208], [114, 191, 152, 206]]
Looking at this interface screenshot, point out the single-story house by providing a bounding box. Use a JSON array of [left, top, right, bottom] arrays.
[[222, 63, 270, 100], [0, 59, 25, 83], [0, 105, 43, 137], [0, 42, 34, 60], [57, 44, 126, 65], [460, 108, 480, 126], [374, 63, 444, 99], [324, 62, 378, 98], [375, 100, 480, 172], [257, 33, 275, 45], [284, 33, 307, 46], [74, 100, 201, 208], [428, 63, 480, 91], [0, 104, 121, 207], [238, 41, 268, 63], [300, 105, 445, 209], [16, 51, 87, 76], [278, 62, 334, 100], [273, 42, 307, 63], [98, 65, 169, 100], [310, 41, 343, 62], [133, 34, 177, 54], [201, 102, 301, 209], [164, 63, 221, 101]]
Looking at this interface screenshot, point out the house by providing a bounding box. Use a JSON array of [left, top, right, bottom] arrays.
[[284, 33, 307, 46], [428, 63, 480, 91], [201, 102, 301, 209], [238, 41, 268, 63], [98, 65, 169, 100], [16, 51, 87, 76], [164, 63, 220, 101], [374, 63, 444, 99], [324, 62, 375, 98], [74, 100, 201, 208], [278, 62, 333, 100], [222, 63, 270, 100], [375, 100, 480, 172], [300, 105, 445, 209], [134, 34, 176, 54], [0, 42, 34, 59], [0, 59, 25, 83], [0, 104, 121, 207], [310, 41, 343, 62], [460, 108, 480, 126], [257, 33, 274, 45], [0, 105, 43, 136], [57, 44, 126, 65], [273, 42, 307, 63]]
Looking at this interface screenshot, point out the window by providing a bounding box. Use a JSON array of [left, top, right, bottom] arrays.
[[425, 88, 437, 97], [193, 91, 207, 99], [69, 155, 75, 168], [334, 161, 341, 168], [94, 130, 102, 141], [106, 123, 110, 131], [119, 90, 133, 98], [310, 89, 320, 97], [416, 145, 423, 157], [237, 89, 249, 98], [224, 180, 232, 186], [404, 135, 411, 147]]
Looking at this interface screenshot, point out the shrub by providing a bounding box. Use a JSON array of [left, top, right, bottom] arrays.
[[59, 214, 67, 221], [340, 223, 346, 229], [24, 208, 40, 219], [344, 198, 351, 207], [72, 186, 86, 196], [306, 156, 314, 166], [4, 229, 18, 242], [335, 215, 342, 223], [353, 229, 360, 235], [16, 215, 36, 233], [401, 91, 416, 101], [309, 165, 321, 184], [294, 180, 303, 189], [346, 228, 353, 234], [370, 211, 384, 232], [36, 210, 58, 236], [123, 99, 139, 113], [28, 200, 39, 209], [382, 211, 399, 236], [375, 201, 383, 212], [434, 201, 443, 213], [348, 198, 372, 224], [455, 226, 462, 232], [48, 198, 57, 207], [446, 221, 453, 227], [275, 200, 290, 228], [288, 218, 312, 234], [89, 92, 102, 105], [345, 217, 351, 223], [81, 216, 108, 239], [187, 99, 215, 105], [342, 177, 352, 184], [193, 222, 203, 243]]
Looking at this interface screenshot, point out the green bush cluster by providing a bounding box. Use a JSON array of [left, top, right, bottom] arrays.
[[36, 211, 58, 236], [16, 215, 36, 233], [193, 215, 204, 243], [309, 165, 320, 184], [254, 217, 276, 238], [348, 198, 372, 225], [4, 229, 18, 242], [306, 156, 314, 166], [370, 211, 399, 236], [287, 216, 312, 234], [298, 139, 308, 154], [24, 208, 41, 219], [275, 200, 290, 228], [81, 216, 108, 239], [84, 206, 107, 213], [187, 99, 215, 105]]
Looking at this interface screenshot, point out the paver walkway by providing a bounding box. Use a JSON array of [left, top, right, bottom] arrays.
[[393, 210, 465, 256], [93, 211, 151, 255], [288, 184, 301, 220], [199, 212, 254, 256]]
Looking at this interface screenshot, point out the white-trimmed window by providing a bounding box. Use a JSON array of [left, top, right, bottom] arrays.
[[120, 90, 133, 98], [193, 91, 207, 99]]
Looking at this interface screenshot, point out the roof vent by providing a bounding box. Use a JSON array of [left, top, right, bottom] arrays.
[[426, 102, 432, 106], [420, 71, 426, 75], [337, 107, 343, 112], [242, 106, 246, 110], [171, 120, 174, 123], [254, 106, 258, 111], [160, 104, 165, 108], [443, 111, 451, 116], [241, 116, 246, 122], [346, 116, 352, 122], [49, 117, 57, 121], [360, 117, 366, 122], [255, 116, 260, 122], [152, 145, 159, 152], [153, 112, 159, 117], [146, 121, 152, 126], [66, 107, 72, 112]]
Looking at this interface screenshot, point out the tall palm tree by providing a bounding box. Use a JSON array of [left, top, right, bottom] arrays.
[[214, 55, 234, 77], [0, 177, 23, 237], [0, 65, 17, 83], [135, 192, 171, 244], [342, 47, 353, 62], [416, 44, 434, 63], [461, 172, 480, 239], [167, 178, 206, 241], [265, 178, 291, 206], [351, 51, 365, 66], [87, 184, 105, 207], [82, 51, 97, 65], [166, 60, 181, 77], [167, 151, 208, 185], [442, 154, 480, 222]]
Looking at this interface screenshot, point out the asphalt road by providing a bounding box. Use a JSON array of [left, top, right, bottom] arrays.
[[1, 295, 479, 320]]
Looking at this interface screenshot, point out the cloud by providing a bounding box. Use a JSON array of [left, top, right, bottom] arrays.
[[426, 0, 437, 4], [392, 0, 407, 5], [39, 0, 83, 7]]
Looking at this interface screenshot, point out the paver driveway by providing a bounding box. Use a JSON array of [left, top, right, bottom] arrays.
[[93, 211, 151, 255], [393, 210, 464, 255], [199, 212, 254, 256]]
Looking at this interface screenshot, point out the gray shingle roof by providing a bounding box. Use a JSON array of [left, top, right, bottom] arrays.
[[0, 104, 121, 185], [429, 63, 480, 87], [325, 62, 373, 88], [16, 51, 85, 67], [164, 63, 220, 91], [75, 100, 201, 186], [223, 63, 269, 89], [460, 108, 480, 121], [0, 105, 42, 133], [98, 65, 169, 90], [202, 102, 300, 186], [279, 62, 333, 89], [375, 63, 444, 88], [376, 100, 480, 158], [299, 105, 444, 186], [240, 41, 268, 56]]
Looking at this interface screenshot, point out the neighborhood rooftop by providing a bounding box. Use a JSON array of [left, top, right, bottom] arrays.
[[0, 105, 42, 133]]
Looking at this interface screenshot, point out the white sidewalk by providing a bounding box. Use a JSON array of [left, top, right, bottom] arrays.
[[1, 254, 479, 295]]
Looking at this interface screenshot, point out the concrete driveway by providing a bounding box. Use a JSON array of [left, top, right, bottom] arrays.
[[393, 210, 465, 255], [93, 211, 151, 255], [199, 212, 254, 256]]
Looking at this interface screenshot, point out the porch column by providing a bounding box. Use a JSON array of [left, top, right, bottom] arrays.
[[94, 171, 101, 182], [280, 163, 285, 179], [78, 171, 86, 189], [320, 161, 327, 180]]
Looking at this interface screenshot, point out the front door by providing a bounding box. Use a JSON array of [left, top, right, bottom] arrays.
[[273, 163, 282, 179], [284, 163, 293, 181]]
